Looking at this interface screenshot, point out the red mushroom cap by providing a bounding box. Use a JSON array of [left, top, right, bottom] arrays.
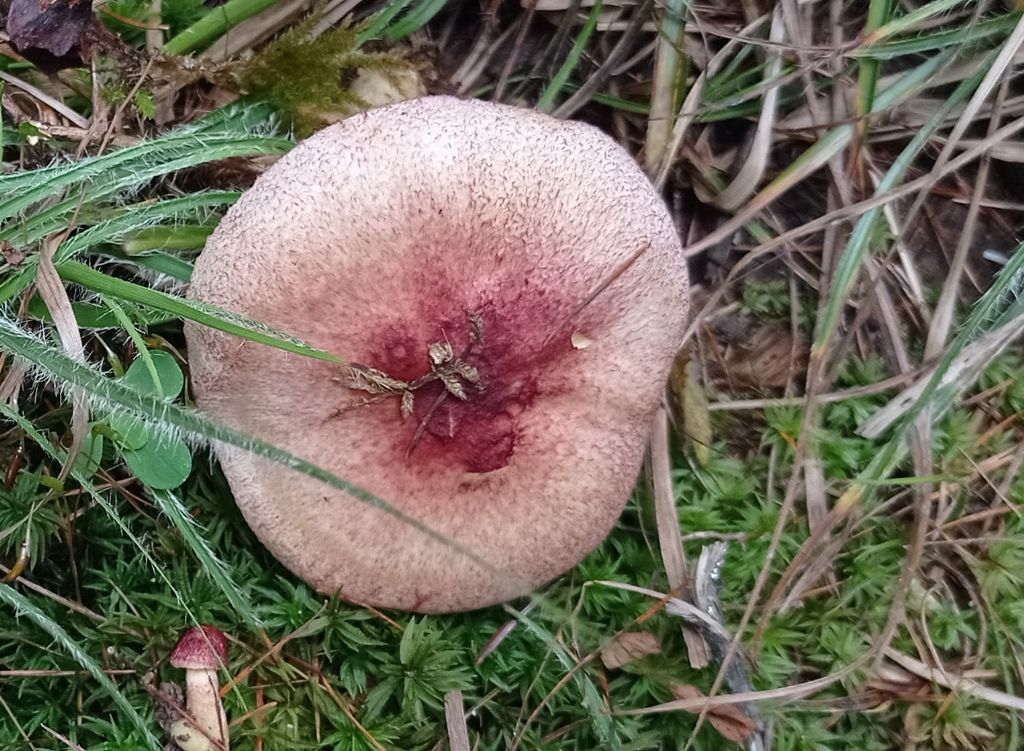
[[185, 96, 689, 613], [169, 625, 229, 669]]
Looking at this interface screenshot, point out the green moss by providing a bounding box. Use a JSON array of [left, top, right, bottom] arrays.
[[238, 21, 411, 136]]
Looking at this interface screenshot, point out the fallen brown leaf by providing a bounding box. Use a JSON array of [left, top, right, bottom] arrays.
[[7, 0, 92, 62], [600, 631, 662, 669], [669, 684, 756, 743]]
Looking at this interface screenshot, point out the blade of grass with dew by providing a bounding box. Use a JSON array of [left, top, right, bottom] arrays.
[[536, 0, 604, 113], [57, 261, 346, 366], [0, 582, 162, 750], [813, 53, 993, 357], [505, 605, 622, 751], [0, 319, 512, 581], [163, 0, 279, 54]]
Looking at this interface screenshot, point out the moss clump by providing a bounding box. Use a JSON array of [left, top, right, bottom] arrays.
[[238, 21, 415, 136]]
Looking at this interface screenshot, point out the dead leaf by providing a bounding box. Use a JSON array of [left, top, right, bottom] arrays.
[[671, 350, 712, 466], [7, 0, 92, 63], [706, 318, 809, 392], [669, 684, 756, 743], [0, 241, 25, 266], [600, 631, 662, 669]]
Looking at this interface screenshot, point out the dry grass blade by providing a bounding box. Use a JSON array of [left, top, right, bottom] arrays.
[[444, 690, 471, 751], [884, 649, 1024, 712], [924, 78, 1009, 360], [858, 316, 1024, 440], [643, 0, 686, 171], [0, 70, 89, 128], [714, 6, 784, 211], [615, 658, 868, 715], [649, 405, 709, 667], [897, 12, 1024, 236], [34, 235, 88, 477], [685, 113, 1024, 269], [652, 14, 768, 189]]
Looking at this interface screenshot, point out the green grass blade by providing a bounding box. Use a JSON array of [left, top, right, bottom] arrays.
[[163, 0, 279, 54], [537, 0, 604, 112], [856, 0, 892, 124], [383, 0, 450, 41], [847, 242, 1024, 502], [0, 133, 288, 228], [855, 12, 1019, 59], [118, 251, 195, 283], [57, 261, 345, 365], [867, 0, 974, 43], [101, 297, 161, 396], [357, 0, 416, 45], [0, 192, 238, 306]]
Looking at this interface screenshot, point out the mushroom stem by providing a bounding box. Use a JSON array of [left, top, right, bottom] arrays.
[[183, 668, 229, 750]]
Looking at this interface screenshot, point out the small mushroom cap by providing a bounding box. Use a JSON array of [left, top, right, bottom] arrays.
[[170, 625, 229, 669], [185, 96, 689, 613]]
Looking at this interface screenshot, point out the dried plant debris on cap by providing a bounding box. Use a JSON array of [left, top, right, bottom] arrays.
[[185, 95, 689, 613]]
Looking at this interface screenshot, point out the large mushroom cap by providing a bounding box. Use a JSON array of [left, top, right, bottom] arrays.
[[185, 96, 689, 613]]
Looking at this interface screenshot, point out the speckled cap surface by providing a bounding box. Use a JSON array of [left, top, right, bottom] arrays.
[[185, 96, 689, 613]]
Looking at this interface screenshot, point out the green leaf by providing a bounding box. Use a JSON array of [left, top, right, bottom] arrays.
[[73, 432, 105, 477], [107, 412, 149, 450], [122, 350, 184, 400], [123, 436, 193, 490]]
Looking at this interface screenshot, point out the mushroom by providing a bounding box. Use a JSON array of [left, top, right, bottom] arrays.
[[168, 625, 229, 751], [184, 95, 689, 613]]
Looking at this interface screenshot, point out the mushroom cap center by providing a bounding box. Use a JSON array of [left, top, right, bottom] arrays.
[[350, 281, 574, 474]]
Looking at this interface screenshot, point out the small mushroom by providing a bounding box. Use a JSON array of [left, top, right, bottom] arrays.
[[185, 96, 689, 613], [168, 625, 229, 751]]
